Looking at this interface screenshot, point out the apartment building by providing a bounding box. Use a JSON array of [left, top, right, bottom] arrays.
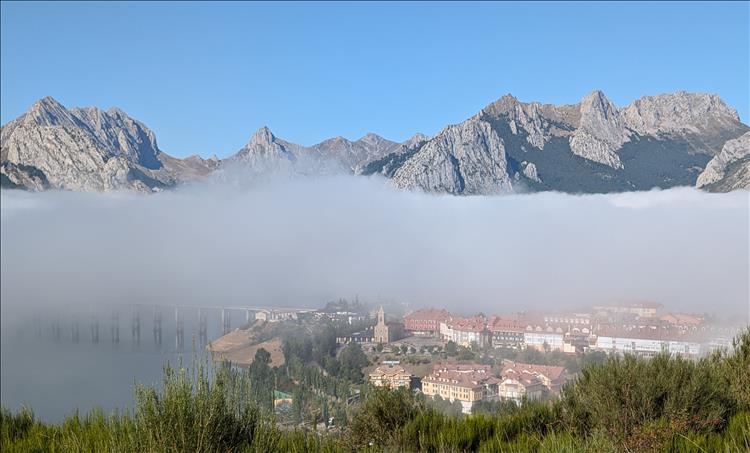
[[500, 360, 567, 394], [440, 316, 491, 348], [403, 308, 453, 335], [594, 327, 702, 358], [487, 315, 525, 349], [421, 363, 500, 414], [594, 301, 663, 318], [369, 362, 413, 389]]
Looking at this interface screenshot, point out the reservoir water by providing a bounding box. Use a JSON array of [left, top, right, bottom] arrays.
[[1, 308, 230, 422]]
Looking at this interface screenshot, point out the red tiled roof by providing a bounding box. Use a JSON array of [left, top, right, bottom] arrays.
[[500, 360, 566, 382], [433, 362, 491, 373], [449, 315, 488, 333], [423, 366, 497, 389], [660, 313, 704, 326], [403, 308, 453, 322], [487, 315, 525, 332]]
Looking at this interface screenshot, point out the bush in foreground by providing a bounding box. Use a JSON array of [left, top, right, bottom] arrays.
[[2, 327, 749, 452]]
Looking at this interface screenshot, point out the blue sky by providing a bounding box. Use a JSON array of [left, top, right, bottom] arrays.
[[1, 1, 748, 158]]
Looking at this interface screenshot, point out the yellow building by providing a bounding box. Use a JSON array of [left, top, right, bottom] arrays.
[[421, 363, 499, 413], [369, 362, 413, 389]]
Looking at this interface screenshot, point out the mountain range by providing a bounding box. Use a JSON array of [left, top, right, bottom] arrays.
[[1, 91, 748, 194]]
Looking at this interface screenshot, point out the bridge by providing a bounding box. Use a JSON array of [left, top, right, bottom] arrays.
[[31, 303, 318, 351]]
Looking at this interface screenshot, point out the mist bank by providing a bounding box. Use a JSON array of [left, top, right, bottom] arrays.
[[1, 175, 748, 323]]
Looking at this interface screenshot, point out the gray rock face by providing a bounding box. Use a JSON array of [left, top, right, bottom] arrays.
[[227, 126, 302, 172], [481, 95, 553, 149], [569, 91, 631, 169], [0, 161, 49, 191], [388, 90, 744, 194], [521, 161, 541, 183], [391, 119, 513, 194], [311, 132, 399, 173], [227, 127, 399, 175], [622, 92, 742, 137], [0, 97, 217, 191], [696, 132, 750, 190], [3, 91, 749, 194]]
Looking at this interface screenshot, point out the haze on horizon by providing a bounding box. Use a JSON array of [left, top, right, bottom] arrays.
[[1, 173, 748, 324]]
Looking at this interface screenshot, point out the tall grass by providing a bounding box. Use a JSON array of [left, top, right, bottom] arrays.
[[2, 327, 749, 452], [0, 360, 336, 452]]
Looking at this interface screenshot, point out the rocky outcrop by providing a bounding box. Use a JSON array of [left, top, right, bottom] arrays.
[[521, 161, 541, 183], [568, 91, 631, 169], [391, 119, 513, 194], [311, 132, 399, 173], [696, 132, 750, 191], [227, 126, 302, 172], [0, 162, 49, 191], [227, 127, 399, 175], [394, 89, 747, 194], [0, 97, 217, 191], [480, 95, 554, 149], [3, 91, 749, 194], [622, 92, 742, 137]]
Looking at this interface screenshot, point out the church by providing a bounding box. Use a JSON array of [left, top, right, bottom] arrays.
[[373, 306, 405, 344]]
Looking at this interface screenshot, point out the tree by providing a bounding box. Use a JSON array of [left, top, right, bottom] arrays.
[[347, 387, 423, 449], [254, 347, 271, 365], [339, 342, 369, 383], [445, 341, 458, 356], [561, 352, 732, 449], [458, 347, 475, 361], [248, 350, 275, 411]]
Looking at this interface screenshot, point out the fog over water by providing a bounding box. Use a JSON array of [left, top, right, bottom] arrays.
[[1, 174, 749, 420]]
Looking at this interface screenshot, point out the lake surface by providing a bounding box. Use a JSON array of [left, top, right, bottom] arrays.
[[1, 309, 230, 422]]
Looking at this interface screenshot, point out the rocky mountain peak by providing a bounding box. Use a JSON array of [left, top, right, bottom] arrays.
[[569, 90, 631, 169], [403, 133, 429, 148], [24, 96, 80, 127], [487, 93, 520, 114], [2, 97, 219, 191], [358, 132, 387, 145], [392, 118, 513, 194], [4, 90, 748, 194], [105, 106, 129, 119], [579, 90, 618, 120], [248, 126, 276, 147], [622, 92, 741, 136]]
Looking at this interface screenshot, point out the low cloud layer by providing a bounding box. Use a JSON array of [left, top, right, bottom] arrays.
[[1, 176, 748, 323]]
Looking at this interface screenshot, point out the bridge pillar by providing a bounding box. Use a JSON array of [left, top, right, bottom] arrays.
[[90, 315, 99, 343], [132, 309, 141, 346], [221, 308, 231, 335], [52, 316, 61, 342], [174, 307, 184, 350], [198, 308, 207, 347], [71, 317, 79, 343], [111, 312, 120, 344], [153, 308, 162, 347]]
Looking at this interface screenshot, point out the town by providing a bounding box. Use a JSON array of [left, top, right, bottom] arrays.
[[208, 299, 744, 421]]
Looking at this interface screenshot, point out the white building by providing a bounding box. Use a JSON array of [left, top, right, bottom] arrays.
[[255, 309, 298, 323], [524, 330, 571, 352], [595, 335, 701, 358]]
